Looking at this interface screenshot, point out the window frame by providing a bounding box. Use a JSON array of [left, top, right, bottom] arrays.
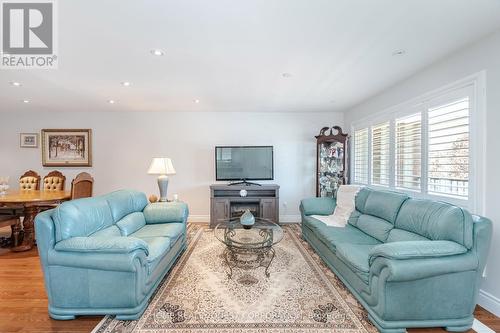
[[349, 72, 486, 214]]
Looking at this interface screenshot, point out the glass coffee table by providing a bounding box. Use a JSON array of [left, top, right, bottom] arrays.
[[214, 218, 284, 278]]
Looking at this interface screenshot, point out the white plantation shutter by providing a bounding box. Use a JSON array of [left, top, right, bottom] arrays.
[[371, 122, 390, 186], [395, 113, 421, 190], [428, 97, 469, 198], [354, 128, 369, 184]]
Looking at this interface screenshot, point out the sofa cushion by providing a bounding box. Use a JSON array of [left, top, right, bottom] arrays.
[[387, 228, 429, 242], [139, 237, 171, 273], [131, 223, 185, 244], [143, 202, 189, 224], [105, 190, 148, 222], [356, 214, 394, 242], [90, 225, 121, 238], [395, 199, 473, 249], [116, 212, 146, 236], [304, 217, 381, 252], [54, 196, 114, 242], [336, 243, 377, 283], [363, 190, 408, 224]]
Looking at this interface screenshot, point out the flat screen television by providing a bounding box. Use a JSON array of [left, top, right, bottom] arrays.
[[215, 146, 273, 181]]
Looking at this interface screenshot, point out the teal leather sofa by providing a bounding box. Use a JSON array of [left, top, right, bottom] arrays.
[[35, 189, 189, 320], [300, 188, 492, 333]]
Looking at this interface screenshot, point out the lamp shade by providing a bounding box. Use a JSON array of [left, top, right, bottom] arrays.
[[147, 158, 176, 175]]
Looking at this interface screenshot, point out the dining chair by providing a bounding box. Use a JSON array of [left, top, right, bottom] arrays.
[[19, 170, 41, 190], [43, 170, 66, 191], [70, 172, 94, 199]]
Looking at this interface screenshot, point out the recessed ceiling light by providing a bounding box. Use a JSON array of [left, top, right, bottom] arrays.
[[392, 49, 406, 56], [10, 81, 21, 87], [282, 73, 292, 78], [108, 99, 116, 104], [121, 81, 131, 87], [150, 49, 165, 56], [22, 99, 29, 103], [193, 99, 200, 104]]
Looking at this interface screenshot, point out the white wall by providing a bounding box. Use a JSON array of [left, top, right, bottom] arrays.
[[0, 111, 343, 222], [344, 30, 500, 316]]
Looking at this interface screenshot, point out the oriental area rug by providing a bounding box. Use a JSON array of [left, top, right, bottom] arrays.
[[92, 224, 376, 333]]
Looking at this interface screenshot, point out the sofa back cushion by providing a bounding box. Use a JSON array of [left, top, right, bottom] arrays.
[[104, 190, 148, 222], [116, 212, 146, 236], [356, 215, 394, 242], [354, 187, 372, 214], [54, 196, 114, 242], [395, 199, 473, 248], [363, 190, 408, 224]]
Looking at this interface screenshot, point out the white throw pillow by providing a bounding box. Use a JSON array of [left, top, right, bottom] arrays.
[[311, 185, 362, 227]]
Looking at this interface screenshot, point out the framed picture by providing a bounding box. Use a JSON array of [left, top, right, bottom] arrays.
[[41, 129, 92, 167], [20, 133, 39, 148]]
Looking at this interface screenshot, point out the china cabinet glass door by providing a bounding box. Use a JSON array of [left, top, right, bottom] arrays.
[[316, 126, 348, 198]]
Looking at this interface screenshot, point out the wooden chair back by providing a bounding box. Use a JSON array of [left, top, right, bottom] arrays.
[[43, 170, 66, 191], [19, 170, 40, 191], [70, 172, 94, 199]]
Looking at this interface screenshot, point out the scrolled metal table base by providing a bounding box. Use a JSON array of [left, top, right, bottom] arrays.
[[223, 245, 276, 278]]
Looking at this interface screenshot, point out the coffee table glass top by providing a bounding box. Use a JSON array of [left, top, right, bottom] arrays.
[[214, 217, 284, 249]]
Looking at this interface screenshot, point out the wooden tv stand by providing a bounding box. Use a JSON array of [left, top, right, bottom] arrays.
[[209, 184, 280, 228]]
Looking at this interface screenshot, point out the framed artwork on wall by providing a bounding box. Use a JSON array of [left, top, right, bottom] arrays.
[[20, 133, 39, 148], [41, 129, 92, 167]]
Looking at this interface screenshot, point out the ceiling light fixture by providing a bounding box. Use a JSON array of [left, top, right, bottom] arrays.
[[108, 99, 116, 104], [151, 49, 165, 56], [392, 49, 406, 56], [193, 99, 200, 104], [22, 99, 29, 103], [121, 81, 131, 87], [10, 81, 21, 87], [282, 72, 292, 78]]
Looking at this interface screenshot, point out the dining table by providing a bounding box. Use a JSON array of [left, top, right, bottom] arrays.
[[0, 190, 71, 252]]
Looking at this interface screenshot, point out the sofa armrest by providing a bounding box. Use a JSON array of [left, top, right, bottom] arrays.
[[55, 236, 149, 255], [300, 197, 336, 216], [143, 202, 189, 224], [369, 241, 467, 265]]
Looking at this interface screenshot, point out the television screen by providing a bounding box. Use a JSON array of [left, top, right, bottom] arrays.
[[215, 146, 273, 181]]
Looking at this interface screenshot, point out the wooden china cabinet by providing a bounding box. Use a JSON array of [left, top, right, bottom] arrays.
[[315, 126, 349, 198]]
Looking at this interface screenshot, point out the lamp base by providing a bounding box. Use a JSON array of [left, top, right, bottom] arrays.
[[157, 175, 169, 202]]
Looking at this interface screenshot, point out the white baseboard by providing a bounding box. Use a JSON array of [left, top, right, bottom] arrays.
[[187, 215, 210, 223], [478, 289, 500, 317], [187, 215, 302, 224], [279, 215, 302, 223]]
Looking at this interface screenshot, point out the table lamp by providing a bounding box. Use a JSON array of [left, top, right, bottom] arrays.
[[147, 158, 176, 202]]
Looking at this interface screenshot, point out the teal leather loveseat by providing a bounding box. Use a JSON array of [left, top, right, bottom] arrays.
[[300, 188, 492, 333], [35, 189, 188, 320]]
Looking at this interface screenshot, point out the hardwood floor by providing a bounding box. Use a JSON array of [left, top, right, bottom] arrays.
[[0, 246, 498, 333]]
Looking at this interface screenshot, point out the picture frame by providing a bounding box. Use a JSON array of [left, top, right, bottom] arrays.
[[41, 129, 92, 167], [20, 133, 39, 148]]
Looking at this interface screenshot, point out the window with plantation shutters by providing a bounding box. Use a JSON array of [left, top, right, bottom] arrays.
[[351, 76, 482, 208], [354, 128, 369, 184], [395, 113, 421, 190], [371, 122, 390, 186], [427, 97, 469, 198]]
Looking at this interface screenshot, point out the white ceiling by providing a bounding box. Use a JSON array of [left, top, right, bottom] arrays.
[[1, 0, 500, 113]]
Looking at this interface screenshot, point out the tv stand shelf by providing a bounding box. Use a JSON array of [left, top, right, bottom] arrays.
[[210, 184, 280, 228]]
